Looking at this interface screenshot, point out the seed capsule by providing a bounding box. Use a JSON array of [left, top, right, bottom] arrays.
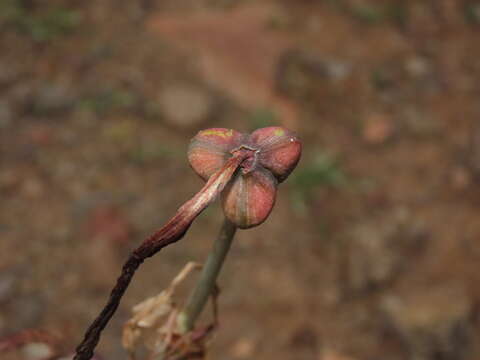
[[221, 166, 277, 229], [188, 128, 245, 181], [188, 127, 302, 228], [249, 126, 302, 182]]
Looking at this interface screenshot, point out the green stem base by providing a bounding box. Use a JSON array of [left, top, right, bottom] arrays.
[[178, 219, 237, 333]]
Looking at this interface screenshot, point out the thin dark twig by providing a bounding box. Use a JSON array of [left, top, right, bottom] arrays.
[[73, 152, 249, 360]]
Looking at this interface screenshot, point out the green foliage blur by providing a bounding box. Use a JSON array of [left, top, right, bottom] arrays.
[[0, 0, 81, 42], [289, 152, 347, 214]]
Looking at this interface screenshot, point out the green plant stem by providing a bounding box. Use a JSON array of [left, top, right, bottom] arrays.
[[178, 218, 237, 332]]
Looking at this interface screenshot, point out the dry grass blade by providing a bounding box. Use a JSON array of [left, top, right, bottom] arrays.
[[122, 262, 201, 359]]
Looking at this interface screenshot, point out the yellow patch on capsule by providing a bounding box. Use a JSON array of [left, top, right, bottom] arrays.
[[200, 129, 233, 138], [274, 128, 285, 136]]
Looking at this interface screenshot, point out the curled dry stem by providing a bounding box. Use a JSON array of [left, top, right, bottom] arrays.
[[73, 150, 250, 360]]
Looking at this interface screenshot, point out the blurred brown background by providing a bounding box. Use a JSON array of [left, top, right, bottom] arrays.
[[1, 0, 480, 359]]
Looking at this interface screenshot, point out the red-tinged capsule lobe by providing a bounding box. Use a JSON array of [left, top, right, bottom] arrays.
[[249, 126, 302, 182], [221, 166, 277, 229], [188, 126, 301, 229], [188, 128, 245, 181]]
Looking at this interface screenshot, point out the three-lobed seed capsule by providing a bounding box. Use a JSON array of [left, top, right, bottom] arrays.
[[188, 127, 302, 229]]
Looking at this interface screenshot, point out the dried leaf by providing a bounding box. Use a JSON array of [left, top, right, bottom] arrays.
[[122, 262, 201, 359]]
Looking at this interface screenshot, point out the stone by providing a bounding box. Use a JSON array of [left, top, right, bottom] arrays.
[[343, 209, 428, 293], [382, 286, 473, 360], [450, 167, 472, 191], [276, 50, 352, 100], [157, 84, 214, 128], [32, 83, 75, 114], [405, 56, 431, 79], [363, 113, 395, 145], [22, 343, 54, 360], [231, 338, 256, 358]]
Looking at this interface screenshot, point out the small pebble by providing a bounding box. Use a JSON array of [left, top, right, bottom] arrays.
[[405, 56, 430, 78], [33, 83, 75, 114], [22, 342, 54, 360], [450, 167, 472, 190], [363, 113, 395, 145], [157, 84, 214, 128], [231, 338, 256, 358]]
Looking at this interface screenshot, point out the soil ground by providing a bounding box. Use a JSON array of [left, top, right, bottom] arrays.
[[1, 1, 480, 359]]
